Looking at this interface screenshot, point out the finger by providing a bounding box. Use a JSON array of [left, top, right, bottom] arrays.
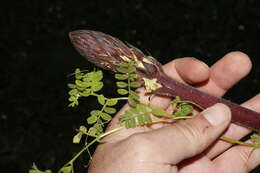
[[137, 103, 231, 164], [196, 51, 252, 97], [174, 57, 210, 85], [149, 57, 210, 109], [178, 157, 214, 173], [213, 141, 260, 173], [206, 94, 260, 159]]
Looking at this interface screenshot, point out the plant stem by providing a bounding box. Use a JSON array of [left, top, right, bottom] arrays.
[[221, 136, 260, 148], [64, 126, 124, 166], [99, 126, 124, 138], [68, 138, 98, 164]]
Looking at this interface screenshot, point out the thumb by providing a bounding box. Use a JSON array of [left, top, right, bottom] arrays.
[[143, 103, 231, 164]]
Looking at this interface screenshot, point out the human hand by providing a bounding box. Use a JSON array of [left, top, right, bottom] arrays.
[[88, 51, 260, 173]]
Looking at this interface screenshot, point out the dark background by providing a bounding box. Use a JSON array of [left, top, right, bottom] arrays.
[[1, 0, 260, 172]]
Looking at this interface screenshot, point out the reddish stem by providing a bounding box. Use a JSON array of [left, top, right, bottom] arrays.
[[157, 74, 260, 131]]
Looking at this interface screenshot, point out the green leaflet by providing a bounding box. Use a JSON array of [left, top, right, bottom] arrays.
[[79, 90, 91, 97], [171, 96, 194, 117], [130, 81, 141, 88], [58, 164, 73, 173], [106, 99, 118, 106], [88, 122, 103, 136], [116, 81, 128, 88], [90, 110, 100, 117], [68, 96, 77, 102], [87, 115, 98, 124], [101, 112, 112, 121], [128, 97, 137, 107], [92, 70, 103, 81], [67, 83, 76, 89], [104, 107, 116, 114], [73, 132, 82, 144], [119, 62, 130, 67], [117, 89, 128, 95], [129, 73, 138, 80], [174, 104, 193, 116], [75, 68, 82, 80], [29, 163, 52, 173], [129, 90, 140, 100], [115, 74, 128, 80], [97, 95, 106, 105], [251, 133, 260, 144], [72, 126, 87, 144], [127, 118, 136, 128], [143, 113, 152, 124], [83, 70, 103, 82], [116, 66, 129, 73], [68, 89, 78, 96], [91, 81, 103, 92], [75, 79, 89, 88], [73, 126, 87, 144], [151, 107, 169, 116]]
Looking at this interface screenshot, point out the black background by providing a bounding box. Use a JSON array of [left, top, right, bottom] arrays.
[[1, 0, 260, 172]]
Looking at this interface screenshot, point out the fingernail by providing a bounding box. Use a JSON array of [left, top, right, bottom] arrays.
[[202, 103, 231, 126]]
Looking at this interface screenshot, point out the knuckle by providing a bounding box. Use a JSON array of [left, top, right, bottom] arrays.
[[125, 133, 156, 158], [128, 133, 153, 149], [175, 120, 207, 155]]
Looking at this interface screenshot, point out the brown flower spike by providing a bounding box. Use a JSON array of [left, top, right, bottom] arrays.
[[69, 30, 260, 131]]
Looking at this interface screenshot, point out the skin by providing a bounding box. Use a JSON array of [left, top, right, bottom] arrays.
[[88, 51, 260, 173]]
